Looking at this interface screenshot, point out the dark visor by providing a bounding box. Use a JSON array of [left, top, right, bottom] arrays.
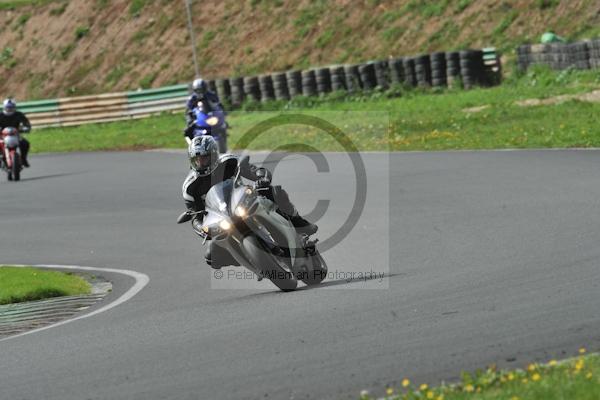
[[192, 154, 211, 169]]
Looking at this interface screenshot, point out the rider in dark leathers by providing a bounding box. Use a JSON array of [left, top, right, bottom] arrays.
[[182, 136, 317, 268], [0, 99, 31, 167]]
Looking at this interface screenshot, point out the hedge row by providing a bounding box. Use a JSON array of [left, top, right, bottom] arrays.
[[202, 49, 500, 107], [517, 39, 600, 71]]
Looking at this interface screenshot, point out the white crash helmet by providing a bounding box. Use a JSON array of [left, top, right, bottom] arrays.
[[3, 98, 16, 116], [192, 78, 207, 96]]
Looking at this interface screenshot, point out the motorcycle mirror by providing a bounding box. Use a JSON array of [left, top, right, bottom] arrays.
[[177, 212, 192, 224]]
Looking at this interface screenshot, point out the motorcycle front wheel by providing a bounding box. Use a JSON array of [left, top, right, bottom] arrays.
[[301, 250, 328, 286], [242, 235, 298, 291], [11, 152, 20, 182]]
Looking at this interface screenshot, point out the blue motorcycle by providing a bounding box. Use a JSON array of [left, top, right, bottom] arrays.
[[190, 104, 227, 153]]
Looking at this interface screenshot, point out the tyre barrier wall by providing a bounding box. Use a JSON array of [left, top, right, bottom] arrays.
[[286, 70, 302, 98], [301, 69, 317, 97], [20, 48, 498, 128], [430, 52, 447, 88], [446, 51, 461, 87], [329, 66, 346, 92], [344, 64, 361, 92], [460, 50, 484, 89], [258, 74, 275, 103], [243, 76, 260, 103], [517, 39, 600, 72], [272, 72, 289, 101], [415, 54, 432, 87], [403, 57, 418, 87], [389, 57, 405, 85], [315, 67, 332, 95]]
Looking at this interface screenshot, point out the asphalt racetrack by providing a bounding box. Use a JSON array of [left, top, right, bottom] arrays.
[[0, 149, 599, 400]]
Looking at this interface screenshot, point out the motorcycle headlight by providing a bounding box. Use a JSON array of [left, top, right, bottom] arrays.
[[234, 206, 247, 218], [219, 219, 232, 231]]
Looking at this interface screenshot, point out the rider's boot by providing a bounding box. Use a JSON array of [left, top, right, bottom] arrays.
[[20, 140, 30, 167], [271, 186, 318, 235]]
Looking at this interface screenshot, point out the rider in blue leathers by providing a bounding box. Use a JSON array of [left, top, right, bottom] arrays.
[[183, 78, 227, 152], [184, 78, 224, 139]]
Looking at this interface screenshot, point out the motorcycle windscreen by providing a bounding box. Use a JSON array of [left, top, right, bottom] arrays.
[[205, 179, 234, 215]]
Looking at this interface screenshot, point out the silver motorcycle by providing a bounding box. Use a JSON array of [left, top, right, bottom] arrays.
[[178, 157, 327, 291]]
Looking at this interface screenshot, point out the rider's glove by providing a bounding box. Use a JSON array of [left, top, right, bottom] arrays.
[[184, 124, 195, 137], [255, 168, 271, 189]]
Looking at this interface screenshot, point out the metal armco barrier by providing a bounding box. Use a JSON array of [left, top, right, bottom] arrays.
[[19, 48, 500, 129], [21, 84, 188, 128]]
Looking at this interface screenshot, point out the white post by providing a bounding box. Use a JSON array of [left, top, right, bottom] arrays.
[[184, 0, 200, 78]]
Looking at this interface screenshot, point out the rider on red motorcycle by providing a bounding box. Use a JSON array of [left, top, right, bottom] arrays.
[[0, 99, 31, 167]]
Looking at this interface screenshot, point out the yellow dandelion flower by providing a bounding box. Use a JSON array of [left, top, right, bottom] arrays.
[[548, 360, 558, 367], [464, 384, 474, 392], [532, 373, 541, 382], [527, 364, 536, 372], [522, 378, 529, 384], [575, 361, 584, 371], [420, 383, 428, 391], [586, 372, 593, 379], [386, 387, 394, 396], [508, 373, 515, 381], [426, 391, 434, 399], [437, 396, 444, 400], [579, 347, 586, 354], [402, 379, 410, 388]]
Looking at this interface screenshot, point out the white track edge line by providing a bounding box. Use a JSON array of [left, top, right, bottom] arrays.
[[0, 264, 149, 342]]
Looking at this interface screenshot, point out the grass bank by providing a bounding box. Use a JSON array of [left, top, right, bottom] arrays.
[[366, 349, 599, 400], [0, 266, 91, 305], [29, 67, 600, 153]]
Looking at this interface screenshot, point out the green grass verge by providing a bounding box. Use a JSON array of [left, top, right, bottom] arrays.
[[29, 66, 600, 153], [0, 266, 91, 305], [367, 350, 600, 400]]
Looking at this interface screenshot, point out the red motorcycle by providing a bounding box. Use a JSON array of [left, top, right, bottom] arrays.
[[0, 127, 23, 181]]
